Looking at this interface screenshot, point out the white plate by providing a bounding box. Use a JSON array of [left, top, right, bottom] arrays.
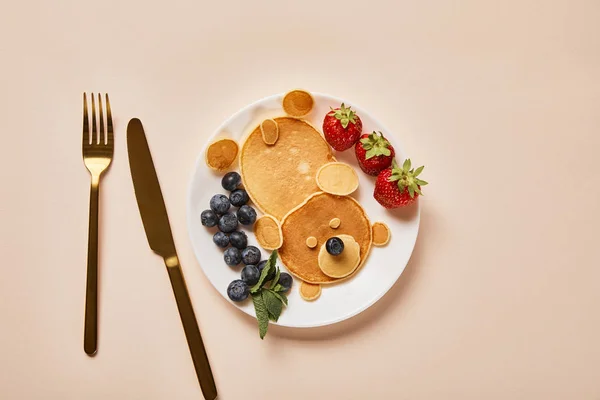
[[187, 92, 420, 328]]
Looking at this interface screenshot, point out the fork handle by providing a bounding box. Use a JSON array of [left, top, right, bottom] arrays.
[[84, 175, 100, 356]]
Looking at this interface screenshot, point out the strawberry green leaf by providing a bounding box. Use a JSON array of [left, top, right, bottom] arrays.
[[414, 166, 424, 177], [365, 148, 378, 160], [402, 159, 411, 172], [408, 185, 415, 198]]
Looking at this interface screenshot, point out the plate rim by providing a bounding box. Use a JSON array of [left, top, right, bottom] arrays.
[[186, 91, 420, 328]]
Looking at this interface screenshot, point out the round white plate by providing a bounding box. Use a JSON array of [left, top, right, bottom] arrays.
[[187, 92, 420, 328]]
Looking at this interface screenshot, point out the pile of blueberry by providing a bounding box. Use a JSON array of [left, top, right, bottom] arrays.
[[201, 171, 293, 302]]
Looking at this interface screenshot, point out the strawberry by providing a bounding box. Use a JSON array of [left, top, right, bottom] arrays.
[[355, 131, 395, 176], [374, 159, 428, 208], [322, 103, 363, 151]]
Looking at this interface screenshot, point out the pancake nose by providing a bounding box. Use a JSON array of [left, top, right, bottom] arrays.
[[317, 234, 362, 279]]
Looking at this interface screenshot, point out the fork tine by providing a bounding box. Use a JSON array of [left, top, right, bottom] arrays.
[[91, 93, 97, 144], [83, 93, 89, 146], [106, 94, 113, 147], [98, 94, 105, 145]]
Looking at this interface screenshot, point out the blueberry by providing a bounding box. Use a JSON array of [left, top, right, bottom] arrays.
[[257, 260, 276, 281], [200, 209, 218, 227], [221, 172, 242, 192], [210, 194, 230, 214], [229, 189, 250, 207], [278, 272, 293, 292], [218, 213, 238, 233], [241, 246, 261, 265], [224, 247, 242, 266], [237, 205, 257, 226], [229, 231, 248, 249], [227, 279, 249, 302], [241, 265, 260, 286], [213, 232, 229, 248], [326, 237, 344, 256]]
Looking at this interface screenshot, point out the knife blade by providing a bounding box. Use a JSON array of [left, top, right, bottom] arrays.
[[127, 118, 217, 400]]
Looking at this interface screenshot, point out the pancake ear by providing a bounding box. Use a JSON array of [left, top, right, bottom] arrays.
[[254, 215, 283, 250], [260, 119, 279, 145], [371, 221, 391, 246], [205, 137, 239, 171], [283, 89, 314, 117], [315, 162, 359, 195]]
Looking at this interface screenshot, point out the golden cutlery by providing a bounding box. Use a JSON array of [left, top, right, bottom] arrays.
[[82, 93, 113, 356], [126, 118, 217, 400]]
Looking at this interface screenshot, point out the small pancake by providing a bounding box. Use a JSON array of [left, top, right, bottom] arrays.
[[372, 222, 391, 246], [305, 236, 317, 248], [260, 118, 279, 145], [240, 117, 335, 220], [299, 281, 321, 301], [279, 192, 372, 284], [329, 218, 341, 229], [316, 162, 359, 196], [318, 234, 361, 278], [282, 90, 314, 117], [254, 215, 283, 250], [205, 138, 238, 171]]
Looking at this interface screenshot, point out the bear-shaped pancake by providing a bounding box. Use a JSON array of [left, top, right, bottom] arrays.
[[238, 90, 389, 300]]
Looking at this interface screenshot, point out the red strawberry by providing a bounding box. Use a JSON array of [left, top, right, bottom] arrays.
[[322, 103, 363, 151], [355, 131, 395, 176], [374, 159, 428, 208]]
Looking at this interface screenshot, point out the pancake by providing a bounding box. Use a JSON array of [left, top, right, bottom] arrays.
[[316, 162, 359, 195], [318, 234, 361, 278], [205, 138, 238, 171], [299, 282, 321, 301], [254, 215, 283, 250], [240, 117, 335, 220], [282, 89, 314, 117], [260, 118, 279, 145], [372, 221, 391, 246], [279, 192, 372, 284]]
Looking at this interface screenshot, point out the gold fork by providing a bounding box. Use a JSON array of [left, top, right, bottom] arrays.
[[82, 93, 113, 356]]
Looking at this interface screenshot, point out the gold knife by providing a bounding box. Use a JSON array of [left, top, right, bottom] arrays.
[[127, 118, 217, 400]]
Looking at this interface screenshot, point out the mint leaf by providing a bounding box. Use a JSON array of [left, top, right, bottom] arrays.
[[262, 290, 283, 322], [251, 250, 278, 293], [272, 283, 285, 293], [267, 289, 288, 306], [252, 293, 269, 339], [270, 267, 281, 289]]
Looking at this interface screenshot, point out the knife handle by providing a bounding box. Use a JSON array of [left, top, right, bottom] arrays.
[[165, 256, 218, 400]]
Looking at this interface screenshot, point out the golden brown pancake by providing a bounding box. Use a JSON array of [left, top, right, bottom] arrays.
[[240, 117, 335, 220], [316, 162, 359, 195], [299, 281, 322, 301], [253, 215, 282, 250], [283, 90, 314, 117], [372, 221, 391, 246], [260, 119, 279, 145], [279, 192, 372, 284], [205, 138, 238, 171], [318, 234, 361, 278]]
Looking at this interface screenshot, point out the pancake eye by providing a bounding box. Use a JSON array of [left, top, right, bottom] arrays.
[[305, 236, 317, 248]]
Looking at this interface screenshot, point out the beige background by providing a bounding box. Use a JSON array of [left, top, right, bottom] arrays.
[[1, 0, 599, 399]]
